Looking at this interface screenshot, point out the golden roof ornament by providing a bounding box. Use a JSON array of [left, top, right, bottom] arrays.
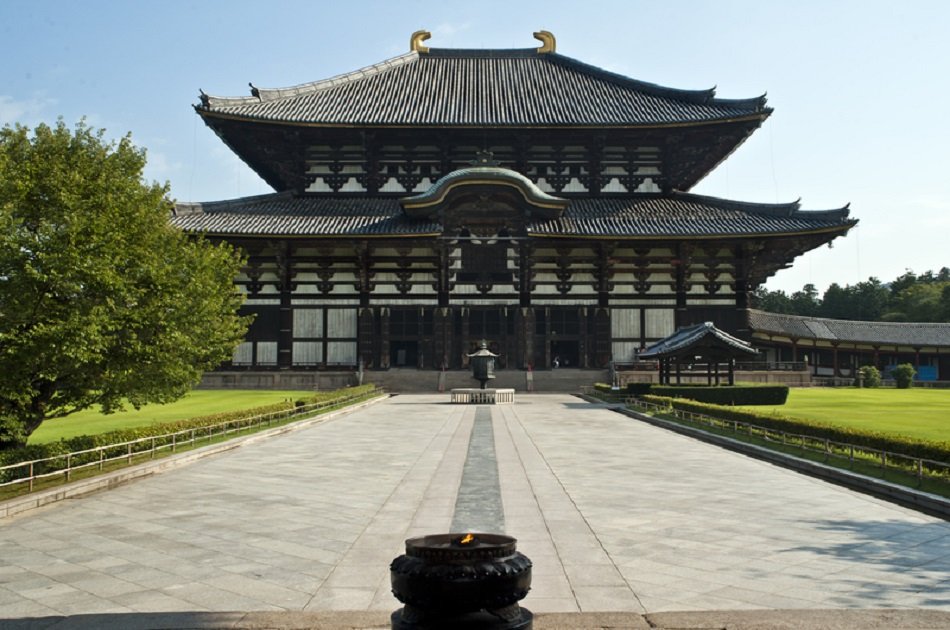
[[410, 30, 431, 53], [533, 30, 555, 54]]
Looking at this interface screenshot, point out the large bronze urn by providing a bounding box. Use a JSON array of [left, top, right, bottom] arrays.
[[390, 532, 533, 629]]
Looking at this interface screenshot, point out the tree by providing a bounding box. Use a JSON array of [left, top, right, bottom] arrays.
[[752, 287, 793, 313], [0, 120, 248, 448], [789, 283, 820, 316]]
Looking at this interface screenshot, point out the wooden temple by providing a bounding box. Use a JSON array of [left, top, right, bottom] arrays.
[[172, 30, 856, 372]]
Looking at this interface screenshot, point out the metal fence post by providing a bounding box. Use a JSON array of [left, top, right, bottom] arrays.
[[127, 443, 132, 464], [29, 462, 34, 492], [66, 454, 71, 482]]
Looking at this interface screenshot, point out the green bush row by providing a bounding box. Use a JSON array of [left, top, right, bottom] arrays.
[[295, 383, 378, 407], [648, 384, 789, 405], [640, 395, 950, 463], [0, 385, 380, 480]]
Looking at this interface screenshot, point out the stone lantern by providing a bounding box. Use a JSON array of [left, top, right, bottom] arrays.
[[468, 340, 499, 389]]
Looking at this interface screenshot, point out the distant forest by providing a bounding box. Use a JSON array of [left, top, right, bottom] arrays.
[[752, 268, 950, 323]]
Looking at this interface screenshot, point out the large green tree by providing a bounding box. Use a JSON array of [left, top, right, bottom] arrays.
[[0, 120, 248, 448]]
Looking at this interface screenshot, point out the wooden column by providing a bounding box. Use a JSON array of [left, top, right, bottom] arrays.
[[276, 242, 294, 370]]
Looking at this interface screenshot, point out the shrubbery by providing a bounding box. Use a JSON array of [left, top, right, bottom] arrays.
[[640, 394, 950, 463], [854, 365, 882, 388], [626, 382, 654, 397], [890, 364, 916, 389], [648, 384, 788, 406]]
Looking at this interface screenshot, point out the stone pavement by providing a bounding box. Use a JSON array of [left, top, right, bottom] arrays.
[[1, 394, 950, 624]]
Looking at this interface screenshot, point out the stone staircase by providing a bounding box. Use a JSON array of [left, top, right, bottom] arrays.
[[366, 368, 608, 393], [201, 368, 608, 393]]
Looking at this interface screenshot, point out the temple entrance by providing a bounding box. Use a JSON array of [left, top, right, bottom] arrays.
[[390, 341, 418, 367], [550, 340, 579, 369]]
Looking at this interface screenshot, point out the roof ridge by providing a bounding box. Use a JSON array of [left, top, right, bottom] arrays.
[[199, 52, 420, 108], [544, 53, 769, 110], [197, 47, 769, 113], [173, 190, 296, 214], [750, 309, 950, 328], [673, 192, 851, 219]]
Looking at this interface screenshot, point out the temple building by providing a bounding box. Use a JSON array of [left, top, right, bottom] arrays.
[[172, 30, 856, 374]]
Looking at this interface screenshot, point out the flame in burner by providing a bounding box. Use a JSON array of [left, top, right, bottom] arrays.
[[459, 533, 475, 545]]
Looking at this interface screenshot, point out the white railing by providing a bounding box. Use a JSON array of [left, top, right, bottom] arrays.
[[0, 388, 384, 495]]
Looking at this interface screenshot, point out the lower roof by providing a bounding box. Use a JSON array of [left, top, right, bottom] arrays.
[[749, 310, 950, 348], [171, 191, 854, 240], [640, 322, 758, 359]]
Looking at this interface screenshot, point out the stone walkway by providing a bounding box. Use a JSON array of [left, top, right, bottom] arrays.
[[1, 394, 949, 621]]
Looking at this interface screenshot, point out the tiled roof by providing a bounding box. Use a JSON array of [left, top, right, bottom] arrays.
[[171, 192, 853, 238], [197, 48, 769, 127], [640, 322, 758, 358], [748, 310, 950, 348], [172, 193, 439, 236], [531, 194, 853, 237]]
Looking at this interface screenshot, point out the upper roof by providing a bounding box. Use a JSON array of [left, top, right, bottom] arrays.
[[748, 310, 950, 348], [171, 190, 853, 239], [639, 322, 758, 359], [197, 46, 770, 128]]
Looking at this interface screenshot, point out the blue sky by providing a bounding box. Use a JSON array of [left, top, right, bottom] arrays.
[[2, 0, 948, 293]]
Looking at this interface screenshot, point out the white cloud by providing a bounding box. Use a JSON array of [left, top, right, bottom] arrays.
[[0, 94, 58, 127]]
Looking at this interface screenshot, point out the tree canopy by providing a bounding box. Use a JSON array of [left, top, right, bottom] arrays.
[[753, 268, 950, 323], [0, 120, 248, 448]]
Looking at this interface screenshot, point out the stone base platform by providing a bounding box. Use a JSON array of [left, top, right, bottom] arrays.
[[450, 388, 515, 404]]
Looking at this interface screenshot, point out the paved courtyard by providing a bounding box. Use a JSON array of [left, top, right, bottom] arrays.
[[1, 393, 949, 620]]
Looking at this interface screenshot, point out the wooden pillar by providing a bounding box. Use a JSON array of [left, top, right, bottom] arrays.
[[714, 359, 720, 386], [673, 246, 688, 329], [579, 307, 590, 368], [707, 360, 712, 385], [358, 307, 375, 368], [675, 358, 682, 385], [516, 307, 536, 370], [276, 242, 294, 370], [728, 358, 735, 385], [832, 343, 840, 378]]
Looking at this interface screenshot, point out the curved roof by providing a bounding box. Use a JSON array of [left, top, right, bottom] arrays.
[[640, 322, 758, 359], [171, 191, 853, 239], [749, 310, 950, 348], [197, 47, 770, 128], [401, 166, 569, 218]]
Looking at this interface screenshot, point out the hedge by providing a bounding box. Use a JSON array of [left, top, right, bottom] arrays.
[[0, 385, 381, 479], [648, 384, 789, 406], [640, 394, 950, 463]]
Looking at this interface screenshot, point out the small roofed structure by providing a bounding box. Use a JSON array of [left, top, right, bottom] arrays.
[[640, 322, 759, 386]]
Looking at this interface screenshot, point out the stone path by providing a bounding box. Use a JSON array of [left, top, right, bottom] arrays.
[[1, 394, 949, 620]]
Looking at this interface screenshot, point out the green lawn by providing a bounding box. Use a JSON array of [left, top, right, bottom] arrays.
[[741, 388, 950, 443], [30, 390, 312, 444]]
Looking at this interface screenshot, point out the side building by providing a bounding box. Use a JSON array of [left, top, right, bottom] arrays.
[[172, 31, 856, 373], [749, 310, 950, 381]]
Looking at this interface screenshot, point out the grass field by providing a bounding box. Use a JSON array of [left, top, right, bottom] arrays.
[[741, 388, 950, 443], [29, 390, 312, 444]]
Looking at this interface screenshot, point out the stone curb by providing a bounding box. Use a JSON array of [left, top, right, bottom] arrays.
[[580, 395, 950, 520], [0, 394, 390, 521], [3, 609, 950, 629]]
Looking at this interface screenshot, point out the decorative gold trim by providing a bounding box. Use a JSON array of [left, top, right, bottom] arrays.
[[410, 30, 431, 53], [533, 30, 556, 53]]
